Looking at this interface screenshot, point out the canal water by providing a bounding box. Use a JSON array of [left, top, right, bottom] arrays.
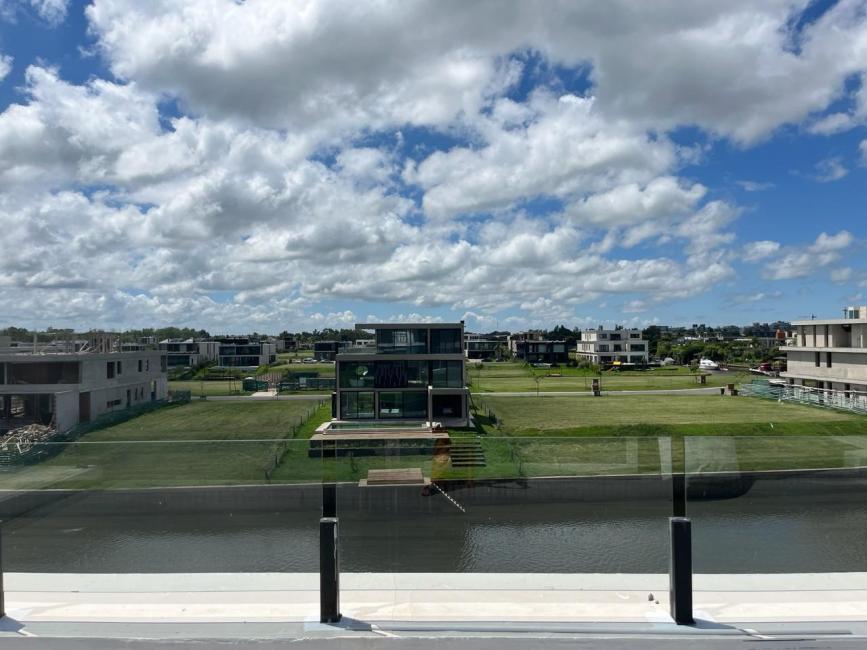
[[2, 473, 867, 574]]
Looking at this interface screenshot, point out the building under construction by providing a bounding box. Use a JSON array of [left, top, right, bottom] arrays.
[[0, 332, 168, 438]]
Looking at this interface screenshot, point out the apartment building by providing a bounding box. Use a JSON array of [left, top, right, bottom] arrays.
[[576, 327, 649, 365], [783, 306, 867, 395], [335, 322, 468, 424], [1, 349, 168, 434], [215, 338, 277, 368]]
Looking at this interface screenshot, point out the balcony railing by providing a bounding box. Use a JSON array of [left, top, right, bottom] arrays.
[[2, 424, 867, 628], [338, 345, 378, 354]]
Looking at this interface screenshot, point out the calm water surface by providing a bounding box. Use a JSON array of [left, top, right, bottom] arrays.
[[3, 476, 867, 574]]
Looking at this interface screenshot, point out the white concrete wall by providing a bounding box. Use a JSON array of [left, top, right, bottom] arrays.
[[786, 350, 867, 383], [53, 390, 79, 432]]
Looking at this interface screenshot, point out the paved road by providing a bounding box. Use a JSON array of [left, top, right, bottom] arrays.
[[203, 394, 328, 401], [203, 387, 722, 401], [471, 387, 724, 397]]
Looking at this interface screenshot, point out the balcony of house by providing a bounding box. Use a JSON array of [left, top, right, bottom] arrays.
[[790, 322, 867, 349]]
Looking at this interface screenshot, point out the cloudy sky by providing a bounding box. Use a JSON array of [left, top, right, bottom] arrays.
[[0, 0, 866, 333]]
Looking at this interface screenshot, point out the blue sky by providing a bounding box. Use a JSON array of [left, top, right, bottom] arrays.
[[0, 1, 866, 333]]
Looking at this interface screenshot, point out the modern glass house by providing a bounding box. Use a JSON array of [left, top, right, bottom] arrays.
[[334, 322, 468, 425]]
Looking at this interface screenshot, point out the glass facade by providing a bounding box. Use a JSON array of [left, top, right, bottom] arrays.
[[375, 361, 408, 388], [430, 328, 461, 354], [378, 391, 402, 417], [376, 328, 427, 354], [378, 391, 427, 418], [339, 361, 375, 388], [340, 391, 375, 419], [431, 360, 463, 387], [406, 360, 428, 386], [340, 360, 445, 389]]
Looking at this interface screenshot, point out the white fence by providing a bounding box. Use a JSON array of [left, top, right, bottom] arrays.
[[741, 380, 867, 415]]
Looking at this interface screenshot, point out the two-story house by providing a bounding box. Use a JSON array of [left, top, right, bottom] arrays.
[[1, 348, 168, 435]]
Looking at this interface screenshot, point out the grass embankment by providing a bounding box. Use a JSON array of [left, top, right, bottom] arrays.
[[468, 362, 744, 392], [169, 380, 251, 397], [2, 401, 330, 489], [473, 394, 867, 475], [5, 393, 867, 489]]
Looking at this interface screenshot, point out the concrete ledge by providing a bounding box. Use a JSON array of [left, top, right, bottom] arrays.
[[4, 572, 867, 626]]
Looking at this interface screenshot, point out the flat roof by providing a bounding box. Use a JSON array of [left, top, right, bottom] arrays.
[[355, 323, 463, 330], [792, 319, 867, 325], [0, 350, 164, 362]]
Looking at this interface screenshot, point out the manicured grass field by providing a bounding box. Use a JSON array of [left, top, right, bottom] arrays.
[[468, 362, 744, 392], [476, 394, 864, 436], [269, 361, 335, 376], [169, 380, 251, 396], [2, 400, 329, 489], [5, 391, 867, 489]]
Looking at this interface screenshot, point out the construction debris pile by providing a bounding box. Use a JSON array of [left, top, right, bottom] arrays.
[[0, 423, 56, 454]]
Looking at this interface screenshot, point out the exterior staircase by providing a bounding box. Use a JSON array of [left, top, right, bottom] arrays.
[[449, 438, 487, 468]]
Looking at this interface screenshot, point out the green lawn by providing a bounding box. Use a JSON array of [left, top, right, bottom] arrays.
[[476, 394, 865, 436], [468, 362, 743, 392], [169, 380, 251, 396], [0, 400, 329, 489], [5, 391, 867, 489]]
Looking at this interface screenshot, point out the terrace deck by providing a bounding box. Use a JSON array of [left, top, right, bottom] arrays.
[[359, 467, 430, 487]]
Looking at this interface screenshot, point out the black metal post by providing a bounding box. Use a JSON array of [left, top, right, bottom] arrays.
[[319, 516, 341, 623], [671, 437, 686, 518], [322, 482, 337, 518], [0, 520, 5, 618], [669, 517, 694, 625], [672, 473, 686, 518]]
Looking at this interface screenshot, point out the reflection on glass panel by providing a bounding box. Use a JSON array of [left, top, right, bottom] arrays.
[[375, 361, 407, 388], [403, 391, 427, 418], [376, 328, 428, 354], [431, 360, 463, 387], [339, 362, 374, 388], [430, 328, 461, 354], [408, 328, 427, 354], [406, 360, 428, 386], [340, 391, 375, 418], [357, 392, 374, 418], [378, 391, 403, 418]]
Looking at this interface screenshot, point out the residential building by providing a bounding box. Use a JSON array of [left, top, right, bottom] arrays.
[[215, 338, 277, 368], [783, 306, 867, 396], [274, 337, 298, 352], [507, 330, 543, 356], [513, 340, 569, 364], [335, 322, 468, 424], [159, 339, 219, 367], [1, 347, 168, 435], [314, 340, 349, 361], [464, 332, 507, 360], [577, 327, 649, 366]]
